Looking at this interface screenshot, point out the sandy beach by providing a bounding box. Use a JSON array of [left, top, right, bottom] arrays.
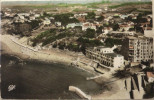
[[0, 34, 77, 65]]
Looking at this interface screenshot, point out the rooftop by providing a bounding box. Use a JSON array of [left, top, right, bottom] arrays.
[[147, 72, 154, 78], [127, 36, 152, 40], [105, 53, 123, 57]]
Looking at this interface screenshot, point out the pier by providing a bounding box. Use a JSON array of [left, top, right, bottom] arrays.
[[86, 75, 104, 80], [69, 86, 91, 100]]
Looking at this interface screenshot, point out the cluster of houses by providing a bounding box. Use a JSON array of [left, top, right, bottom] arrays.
[[13, 12, 40, 23], [2, 8, 41, 23], [3, 6, 153, 36], [2, 6, 154, 66]]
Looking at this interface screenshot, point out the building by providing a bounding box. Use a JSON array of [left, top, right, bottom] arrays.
[[102, 27, 113, 35], [43, 19, 51, 25], [86, 46, 124, 68], [144, 30, 153, 38], [121, 36, 153, 62], [82, 22, 96, 31], [111, 31, 135, 36], [55, 22, 61, 27], [66, 23, 82, 28], [29, 16, 35, 20], [34, 14, 40, 18]]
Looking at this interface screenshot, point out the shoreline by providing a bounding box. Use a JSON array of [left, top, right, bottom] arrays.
[[0, 34, 99, 75], [1, 34, 74, 65]]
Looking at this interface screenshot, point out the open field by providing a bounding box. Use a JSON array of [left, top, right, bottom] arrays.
[[109, 2, 152, 8]]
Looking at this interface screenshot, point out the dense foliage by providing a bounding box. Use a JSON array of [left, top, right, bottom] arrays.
[[104, 38, 123, 47], [83, 28, 96, 38], [113, 69, 132, 79], [32, 29, 74, 46], [54, 13, 79, 26], [77, 37, 103, 47], [86, 12, 96, 19]]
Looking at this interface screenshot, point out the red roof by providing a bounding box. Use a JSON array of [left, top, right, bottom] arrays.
[[147, 72, 154, 78]]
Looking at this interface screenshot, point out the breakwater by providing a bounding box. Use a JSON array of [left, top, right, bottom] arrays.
[[69, 86, 91, 100]]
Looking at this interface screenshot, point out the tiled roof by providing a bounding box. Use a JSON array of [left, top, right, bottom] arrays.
[[147, 72, 154, 78]]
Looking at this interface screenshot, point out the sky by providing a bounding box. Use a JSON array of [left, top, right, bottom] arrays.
[[1, 0, 152, 1]]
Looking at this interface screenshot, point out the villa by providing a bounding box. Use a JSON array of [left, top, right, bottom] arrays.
[[82, 22, 97, 31]]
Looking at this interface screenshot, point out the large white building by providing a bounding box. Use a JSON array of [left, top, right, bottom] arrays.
[[121, 36, 153, 62], [86, 46, 124, 68]]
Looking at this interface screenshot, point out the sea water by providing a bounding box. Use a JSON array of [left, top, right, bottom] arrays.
[[1, 54, 102, 99]]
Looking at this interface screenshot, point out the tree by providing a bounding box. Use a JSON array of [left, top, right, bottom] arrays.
[[113, 24, 120, 31], [105, 38, 123, 47], [112, 69, 132, 79], [150, 19, 153, 27], [97, 16, 104, 21], [144, 82, 154, 99], [27, 20, 42, 29], [52, 43, 57, 48], [12, 23, 32, 36], [80, 44, 86, 54], [86, 12, 96, 19], [84, 28, 96, 38], [96, 26, 103, 34], [58, 43, 65, 50], [54, 13, 78, 26]]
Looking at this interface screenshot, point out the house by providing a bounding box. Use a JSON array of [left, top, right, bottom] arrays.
[[119, 24, 131, 32], [96, 9, 102, 12], [55, 22, 61, 27], [34, 14, 40, 18], [66, 23, 82, 28], [113, 13, 121, 18], [82, 22, 96, 31], [111, 31, 135, 36], [147, 72, 154, 83], [104, 7, 108, 11], [103, 27, 113, 35], [112, 9, 117, 12], [121, 15, 128, 19], [74, 13, 87, 18], [4, 12, 11, 17], [18, 15, 25, 20], [29, 16, 35, 20], [104, 16, 113, 22], [132, 16, 137, 20], [77, 16, 86, 23], [43, 19, 51, 25], [18, 13, 30, 17]]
